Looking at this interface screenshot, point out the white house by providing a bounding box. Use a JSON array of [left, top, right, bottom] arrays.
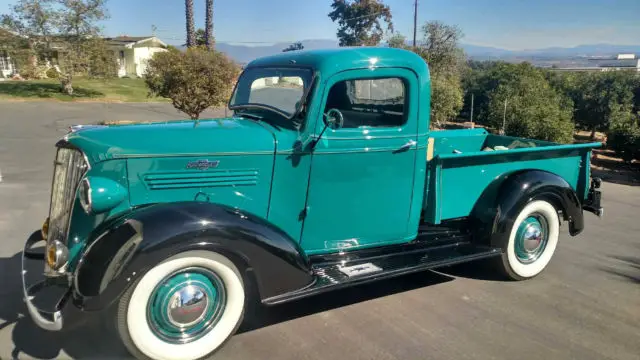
[[104, 36, 168, 78], [617, 53, 636, 60], [0, 51, 15, 78], [0, 27, 20, 78]]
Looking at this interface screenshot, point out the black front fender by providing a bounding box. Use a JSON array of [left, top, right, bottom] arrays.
[[73, 202, 313, 311], [471, 170, 584, 248]]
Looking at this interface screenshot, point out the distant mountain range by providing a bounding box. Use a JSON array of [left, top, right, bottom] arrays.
[[460, 43, 640, 60], [192, 39, 640, 65], [211, 40, 339, 64]]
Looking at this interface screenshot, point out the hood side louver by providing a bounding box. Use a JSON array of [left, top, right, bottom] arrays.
[[143, 169, 259, 190]]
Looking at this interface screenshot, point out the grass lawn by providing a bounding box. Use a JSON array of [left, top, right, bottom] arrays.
[[0, 77, 167, 102]]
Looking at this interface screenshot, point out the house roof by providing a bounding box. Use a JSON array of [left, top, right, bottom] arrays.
[[103, 36, 167, 48]]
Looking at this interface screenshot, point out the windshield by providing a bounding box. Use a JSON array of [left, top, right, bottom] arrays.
[[229, 67, 314, 117]]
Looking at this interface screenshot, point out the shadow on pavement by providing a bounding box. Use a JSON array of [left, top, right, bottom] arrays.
[[435, 258, 509, 282], [0, 250, 130, 360], [602, 255, 640, 284], [239, 270, 456, 334], [0, 244, 456, 359], [0, 82, 103, 100]]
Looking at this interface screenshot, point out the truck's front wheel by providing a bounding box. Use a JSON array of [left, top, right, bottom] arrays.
[[498, 200, 560, 280], [116, 250, 245, 360]]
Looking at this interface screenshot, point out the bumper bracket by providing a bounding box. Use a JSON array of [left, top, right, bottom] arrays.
[[583, 177, 603, 217], [22, 231, 72, 331]]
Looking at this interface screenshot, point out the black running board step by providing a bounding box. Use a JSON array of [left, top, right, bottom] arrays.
[[263, 243, 501, 305]]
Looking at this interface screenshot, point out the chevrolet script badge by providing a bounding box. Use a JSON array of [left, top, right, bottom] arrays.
[[186, 160, 220, 170]]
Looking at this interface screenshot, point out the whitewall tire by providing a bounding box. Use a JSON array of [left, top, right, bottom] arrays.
[[116, 250, 245, 360], [499, 200, 560, 280]]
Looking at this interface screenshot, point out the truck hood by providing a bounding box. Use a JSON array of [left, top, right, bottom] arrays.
[[63, 117, 276, 163]]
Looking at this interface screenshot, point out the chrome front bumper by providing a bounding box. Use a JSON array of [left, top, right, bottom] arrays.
[[22, 231, 74, 331]]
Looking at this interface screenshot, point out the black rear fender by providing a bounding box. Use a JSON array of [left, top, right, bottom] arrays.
[[470, 170, 584, 248], [73, 202, 313, 311]]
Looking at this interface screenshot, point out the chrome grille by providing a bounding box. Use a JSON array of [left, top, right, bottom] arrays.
[[47, 147, 88, 244]]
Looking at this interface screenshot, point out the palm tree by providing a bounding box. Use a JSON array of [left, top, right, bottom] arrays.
[[205, 0, 214, 50], [185, 0, 195, 47]]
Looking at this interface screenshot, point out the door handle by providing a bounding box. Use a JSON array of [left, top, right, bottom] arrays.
[[394, 140, 417, 153]]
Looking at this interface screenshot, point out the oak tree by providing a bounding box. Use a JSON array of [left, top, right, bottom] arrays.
[[328, 0, 393, 47]]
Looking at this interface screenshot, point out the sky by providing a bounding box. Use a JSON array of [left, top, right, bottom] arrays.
[[1, 0, 639, 50]]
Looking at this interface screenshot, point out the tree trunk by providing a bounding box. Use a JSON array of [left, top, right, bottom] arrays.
[[60, 73, 73, 96], [185, 0, 196, 47], [205, 0, 214, 50]]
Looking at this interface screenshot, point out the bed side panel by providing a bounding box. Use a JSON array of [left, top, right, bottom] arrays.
[[424, 148, 589, 224]]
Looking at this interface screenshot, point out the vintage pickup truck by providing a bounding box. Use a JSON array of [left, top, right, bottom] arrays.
[[22, 47, 603, 360]]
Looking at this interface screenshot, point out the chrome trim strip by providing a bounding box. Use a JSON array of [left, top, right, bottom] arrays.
[[69, 124, 107, 133], [310, 133, 430, 140], [82, 151, 92, 171], [276, 144, 427, 155], [104, 140, 429, 158], [112, 151, 275, 158]]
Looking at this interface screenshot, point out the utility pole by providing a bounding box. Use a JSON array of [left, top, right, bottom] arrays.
[[501, 98, 508, 135], [470, 93, 474, 127], [412, 0, 418, 49]]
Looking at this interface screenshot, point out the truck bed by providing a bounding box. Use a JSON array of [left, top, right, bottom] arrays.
[[422, 128, 601, 225]]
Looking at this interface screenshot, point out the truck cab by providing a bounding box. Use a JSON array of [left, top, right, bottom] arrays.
[[234, 48, 431, 253], [21, 48, 603, 360]]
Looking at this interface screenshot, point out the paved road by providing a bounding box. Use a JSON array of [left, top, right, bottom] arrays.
[[0, 102, 638, 360]]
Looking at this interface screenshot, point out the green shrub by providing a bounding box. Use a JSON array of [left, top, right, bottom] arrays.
[[606, 108, 640, 163], [19, 64, 48, 80], [144, 46, 240, 119], [86, 39, 118, 79], [46, 67, 60, 79]]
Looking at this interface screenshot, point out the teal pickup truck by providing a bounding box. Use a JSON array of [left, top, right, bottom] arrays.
[[22, 47, 603, 360]]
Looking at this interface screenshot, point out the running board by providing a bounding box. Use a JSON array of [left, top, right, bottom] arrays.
[[263, 242, 502, 305]]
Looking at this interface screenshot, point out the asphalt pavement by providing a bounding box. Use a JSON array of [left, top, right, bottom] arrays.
[[0, 102, 638, 360]]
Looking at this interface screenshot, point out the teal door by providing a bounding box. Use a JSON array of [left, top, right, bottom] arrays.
[[300, 68, 419, 255]]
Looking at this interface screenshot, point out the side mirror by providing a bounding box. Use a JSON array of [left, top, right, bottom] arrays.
[[310, 108, 344, 151], [324, 108, 344, 130]]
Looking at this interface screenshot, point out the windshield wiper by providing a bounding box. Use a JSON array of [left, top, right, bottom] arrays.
[[235, 111, 263, 120]]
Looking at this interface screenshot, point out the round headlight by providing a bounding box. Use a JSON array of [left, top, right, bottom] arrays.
[[79, 177, 92, 213], [46, 240, 69, 272]]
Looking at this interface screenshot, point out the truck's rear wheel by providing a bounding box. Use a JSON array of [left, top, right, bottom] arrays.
[[116, 250, 245, 360], [498, 200, 560, 280]]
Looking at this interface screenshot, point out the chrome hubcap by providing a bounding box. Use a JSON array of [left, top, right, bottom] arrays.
[[515, 214, 549, 264], [167, 285, 209, 327], [147, 267, 226, 344]]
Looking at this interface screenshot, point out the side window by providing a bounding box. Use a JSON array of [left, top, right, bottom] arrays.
[[324, 77, 406, 128]]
